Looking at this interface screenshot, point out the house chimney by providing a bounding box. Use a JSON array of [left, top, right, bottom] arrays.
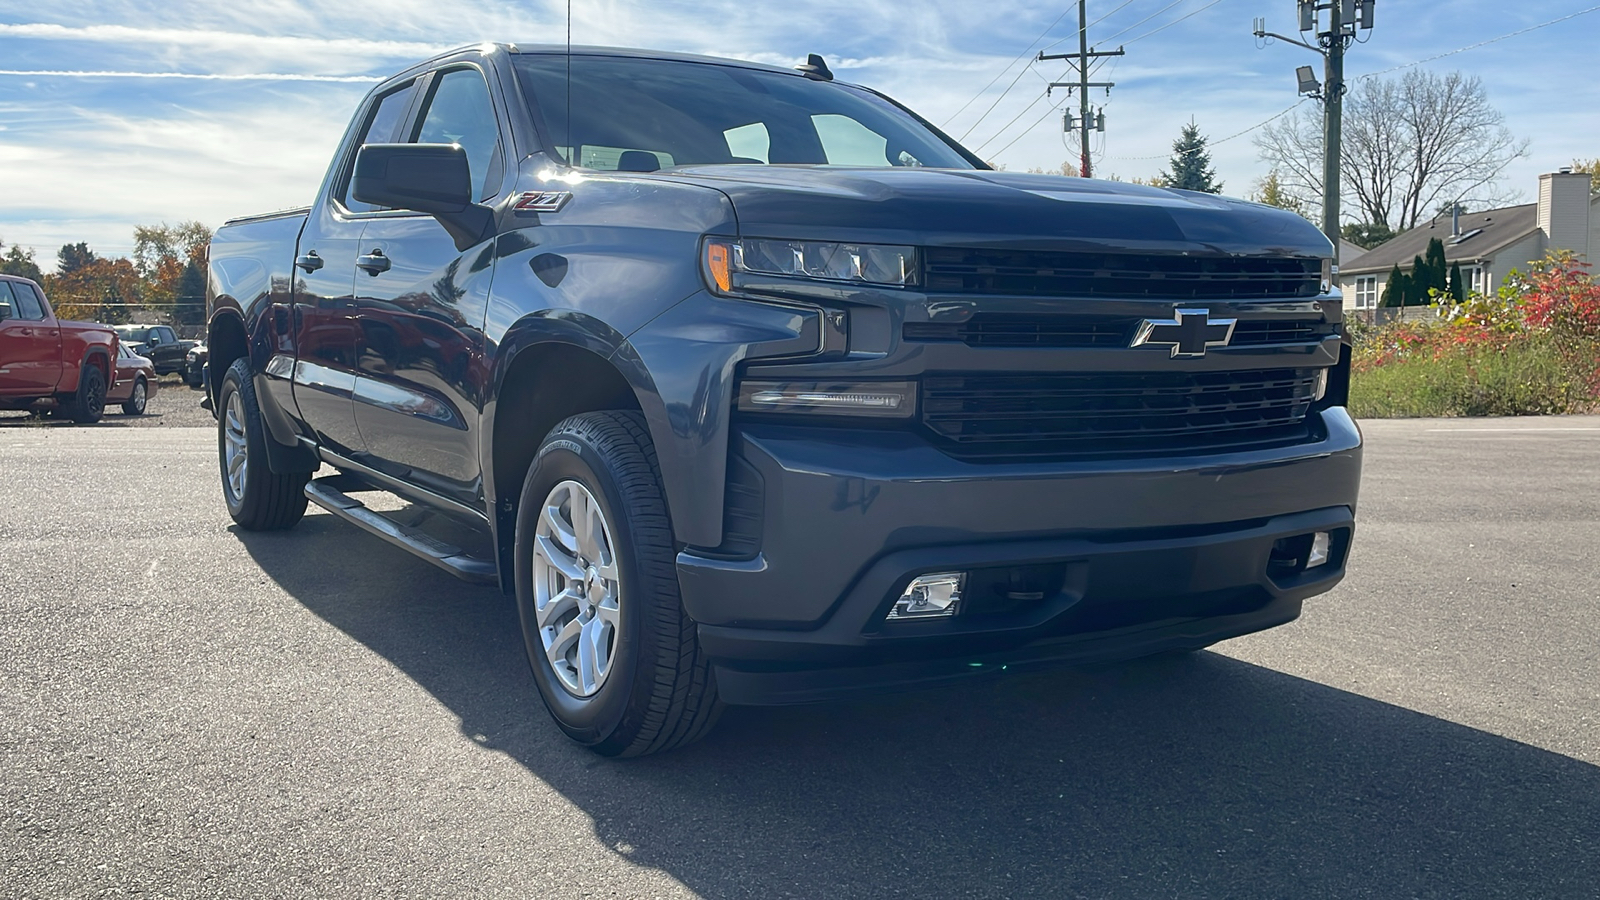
[[1451, 202, 1461, 237], [1538, 170, 1593, 257]]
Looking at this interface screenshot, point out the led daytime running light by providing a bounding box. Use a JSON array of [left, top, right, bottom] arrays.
[[704, 238, 918, 294], [737, 380, 916, 419]]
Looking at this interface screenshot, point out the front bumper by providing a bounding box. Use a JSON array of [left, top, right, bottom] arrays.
[[677, 407, 1362, 704]]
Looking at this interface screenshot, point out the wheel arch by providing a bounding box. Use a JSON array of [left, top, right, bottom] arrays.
[[485, 330, 644, 593], [74, 345, 112, 392], [207, 309, 249, 408]]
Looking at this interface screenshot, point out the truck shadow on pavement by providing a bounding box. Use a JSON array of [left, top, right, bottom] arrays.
[[235, 516, 1600, 899]]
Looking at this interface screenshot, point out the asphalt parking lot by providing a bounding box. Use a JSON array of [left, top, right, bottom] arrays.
[[2, 415, 1597, 899]]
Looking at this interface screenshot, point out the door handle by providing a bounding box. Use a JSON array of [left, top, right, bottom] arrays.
[[356, 250, 391, 275], [295, 251, 325, 273]]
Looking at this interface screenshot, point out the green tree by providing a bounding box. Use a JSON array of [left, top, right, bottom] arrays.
[[1423, 237, 1449, 297], [133, 221, 212, 280], [1342, 222, 1396, 250], [1250, 171, 1309, 218], [56, 242, 97, 275], [1158, 121, 1222, 193], [1571, 159, 1600, 194], [1449, 262, 1466, 302], [131, 221, 212, 325], [1380, 265, 1406, 307], [1406, 254, 1431, 306], [1025, 161, 1078, 176], [0, 241, 44, 283], [174, 260, 208, 329]]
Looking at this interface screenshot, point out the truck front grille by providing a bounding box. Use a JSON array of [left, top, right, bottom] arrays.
[[903, 316, 1335, 349], [923, 248, 1322, 300], [921, 368, 1321, 459]]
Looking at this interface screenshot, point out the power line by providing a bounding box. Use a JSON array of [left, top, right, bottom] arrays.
[[1095, 0, 1195, 45], [1102, 98, 1309, 160], [1355, 5, 1600, 80], [1037, 0, 1139, 54], [986, 94, 1074, 160], [971, 76, 1067, 152], [959, 56, 1054, 141], [942, 5, 1078, 128], [953, 0, 1141, 138], [1120, 0, 1226, 46]]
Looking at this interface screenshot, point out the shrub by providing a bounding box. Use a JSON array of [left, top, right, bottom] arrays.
[[1349, 250, 1600, 417]]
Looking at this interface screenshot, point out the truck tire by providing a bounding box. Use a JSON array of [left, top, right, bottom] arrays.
[[513, 411, 721, 757], [217, 358, 308, 531], [63, 362, 107, 424], [121, 377, 148, 415]]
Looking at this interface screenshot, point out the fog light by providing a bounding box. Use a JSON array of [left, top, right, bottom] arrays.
[[888, 573, 964, 620], [1307, 531, 1331, 568]]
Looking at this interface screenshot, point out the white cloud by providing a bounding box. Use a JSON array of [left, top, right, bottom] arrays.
[[0, 0, 1594, 262], [0, 69, 379, 82], [0, 23, 445, 58]]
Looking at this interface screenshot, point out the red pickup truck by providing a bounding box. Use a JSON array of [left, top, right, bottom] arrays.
[[0, 275, 119, 423]]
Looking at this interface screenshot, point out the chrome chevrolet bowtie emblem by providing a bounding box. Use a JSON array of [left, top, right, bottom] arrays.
[[1130, 308, 1237, 358]]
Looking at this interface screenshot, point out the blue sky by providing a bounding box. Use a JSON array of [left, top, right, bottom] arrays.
[[1, 0, 1595, 270]]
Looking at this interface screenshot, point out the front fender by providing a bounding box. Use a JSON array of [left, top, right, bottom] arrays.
[[613, 291, 820, 549]]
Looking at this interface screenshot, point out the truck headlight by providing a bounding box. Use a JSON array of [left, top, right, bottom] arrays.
[[736, 380, 916, 419], [705, 238, 918, 294]]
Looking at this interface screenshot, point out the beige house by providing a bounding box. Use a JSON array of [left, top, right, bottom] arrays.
[[1337, 169, 1598, 312]]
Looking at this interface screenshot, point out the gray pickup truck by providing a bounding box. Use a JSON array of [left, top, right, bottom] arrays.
[[206, 44, 1361, 756]]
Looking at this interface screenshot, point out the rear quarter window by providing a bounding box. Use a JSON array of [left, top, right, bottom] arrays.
[[13, 283, 45, 320]]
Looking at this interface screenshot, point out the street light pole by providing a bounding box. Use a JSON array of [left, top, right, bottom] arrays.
[[1321, 1, 1345, 259], [1255, 1, 1373, 268]]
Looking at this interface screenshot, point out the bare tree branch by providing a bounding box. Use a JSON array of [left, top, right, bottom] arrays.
[[1252, 69, 1527, 233]]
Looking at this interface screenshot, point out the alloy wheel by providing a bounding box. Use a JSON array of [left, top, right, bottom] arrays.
[[532, 480, 621, 697], [223, 390, 248, 501]]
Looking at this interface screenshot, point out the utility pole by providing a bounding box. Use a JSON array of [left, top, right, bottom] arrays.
[[1321, 1, 1345, 260], [1039, 0, 1123, 177], [1254, 1, 1374, 267]]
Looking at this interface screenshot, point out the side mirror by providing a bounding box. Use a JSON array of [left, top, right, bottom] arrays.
[[352, 143, 495, 251]]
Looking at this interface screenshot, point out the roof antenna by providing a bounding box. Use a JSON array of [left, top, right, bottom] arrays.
[[796, 53, 833, 81], [565, 0, 573, 167]]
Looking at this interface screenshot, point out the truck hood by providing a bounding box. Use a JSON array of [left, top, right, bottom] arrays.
[[662, 166, 1330, 258]]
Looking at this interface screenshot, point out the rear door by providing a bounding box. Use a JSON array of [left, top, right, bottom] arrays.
[[349, 64, 507, 505], [0, 281, 63, 395], [289, 77, 421, 456]]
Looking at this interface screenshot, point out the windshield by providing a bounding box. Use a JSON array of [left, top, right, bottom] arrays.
[[115, 326, 150, 342], [513, 54, 975, 172]]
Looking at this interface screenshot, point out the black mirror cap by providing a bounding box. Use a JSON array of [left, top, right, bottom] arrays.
[[352, 143, 472, 214]]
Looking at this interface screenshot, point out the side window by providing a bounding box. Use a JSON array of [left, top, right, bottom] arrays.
[[413, 68, 503, 201], [342, 81, 418, 213], [811, 114, 921, 167], [724, 123, 770, 163], [13, 283, 46, 320], [158, 327, 176, 343], [0, 283, 15, 320]]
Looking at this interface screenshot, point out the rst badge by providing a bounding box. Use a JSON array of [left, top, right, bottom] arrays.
[[1130, 308, 1237, 358]]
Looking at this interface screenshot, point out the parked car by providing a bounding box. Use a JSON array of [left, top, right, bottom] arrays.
[[0, 274, 118, 422], [206, 44, 1361, 757], [112, 324, 197, 376], [183, 342, 208, 388], [106, 342, 156, 415]]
